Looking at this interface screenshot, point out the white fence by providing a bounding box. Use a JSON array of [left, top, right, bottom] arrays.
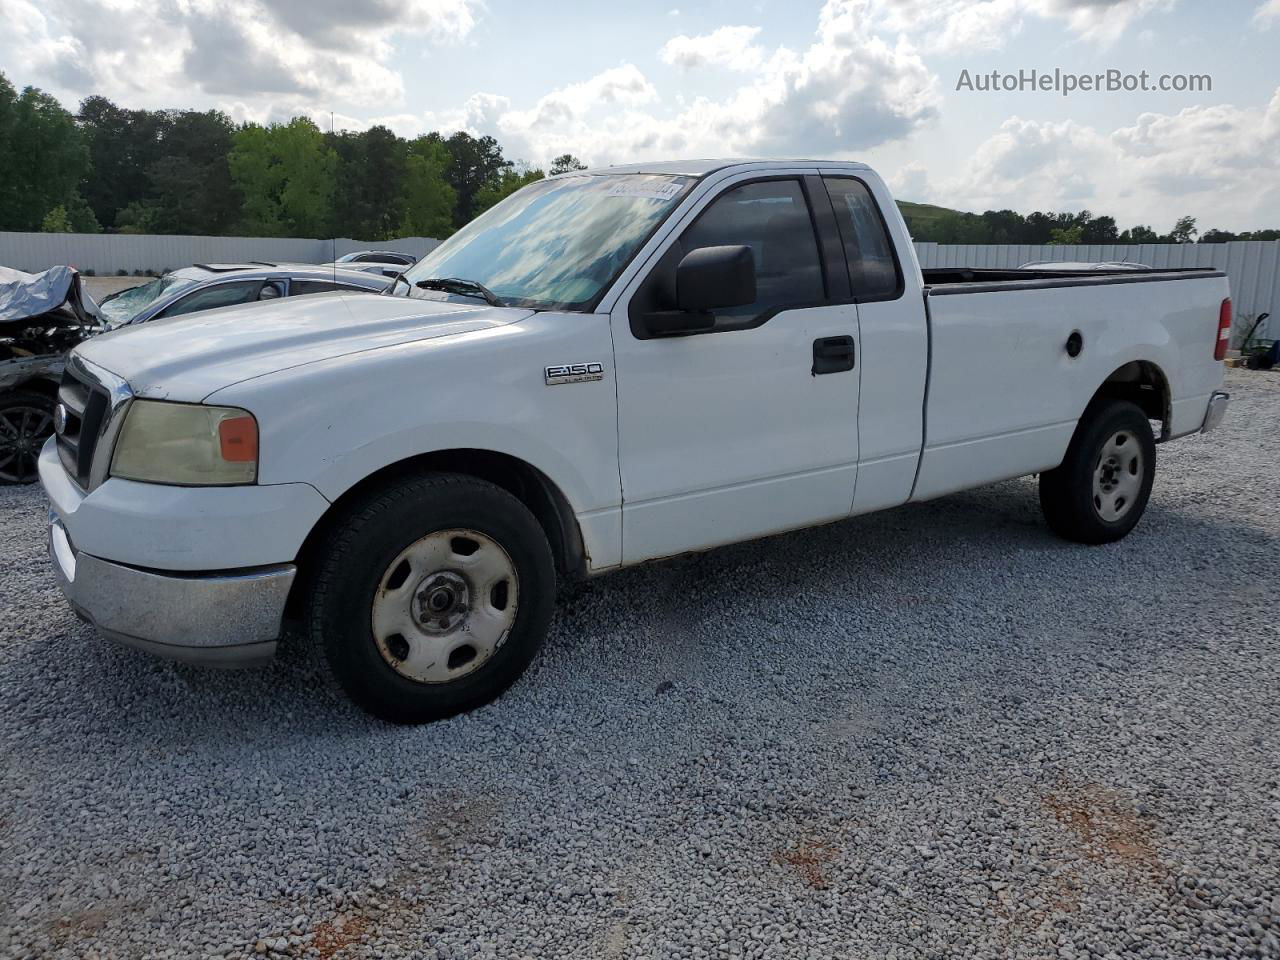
[[915, 241, 1279, 339], [1, 231, 1275, 340], [0, 232, 440, 276]]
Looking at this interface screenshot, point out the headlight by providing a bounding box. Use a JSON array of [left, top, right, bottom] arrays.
[[110, 400, 258, 485]]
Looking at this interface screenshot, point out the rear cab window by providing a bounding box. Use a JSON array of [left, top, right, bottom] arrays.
[[822, 177, 903, 301]]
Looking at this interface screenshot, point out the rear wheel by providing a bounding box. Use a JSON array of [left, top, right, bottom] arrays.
[[308, 472, 556, 724], [1039, 400, 1156, 544], [0, 391, 56, 485]]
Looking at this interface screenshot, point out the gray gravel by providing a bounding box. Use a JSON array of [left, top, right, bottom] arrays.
[[2, 367, 1278, 960]]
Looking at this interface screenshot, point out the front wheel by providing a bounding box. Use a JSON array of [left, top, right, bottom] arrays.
[[309, 473, 556, 724], [1039, 400, 1156, 545]]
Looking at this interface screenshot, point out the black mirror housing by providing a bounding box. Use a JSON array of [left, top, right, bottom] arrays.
[[676, 245, 756, 312]]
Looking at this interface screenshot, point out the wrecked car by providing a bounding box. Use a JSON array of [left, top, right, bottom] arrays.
[[2, 262, 392, 483], [1, 266, 104, 484]]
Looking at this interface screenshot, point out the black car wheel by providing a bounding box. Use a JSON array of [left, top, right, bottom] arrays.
[[0, 391, 56, 485]]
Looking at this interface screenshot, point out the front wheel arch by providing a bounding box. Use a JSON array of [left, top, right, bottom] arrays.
[[287, 449, 585, 619]]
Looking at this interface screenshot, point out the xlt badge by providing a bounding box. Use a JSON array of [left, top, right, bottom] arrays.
[[545, 362, 605, 385]]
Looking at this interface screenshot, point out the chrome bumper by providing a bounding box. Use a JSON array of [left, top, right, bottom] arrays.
[[1201, 390, 1230, 434], [49, 516, 295, 667]]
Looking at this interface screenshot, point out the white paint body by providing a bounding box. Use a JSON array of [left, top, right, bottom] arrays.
[[43, 160, 1229, 582]]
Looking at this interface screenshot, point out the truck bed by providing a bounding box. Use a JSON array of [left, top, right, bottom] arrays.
[[910, 267, 1230, 502]]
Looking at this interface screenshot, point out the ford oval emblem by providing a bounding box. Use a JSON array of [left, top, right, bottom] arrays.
[[53, 403, 68, 436]]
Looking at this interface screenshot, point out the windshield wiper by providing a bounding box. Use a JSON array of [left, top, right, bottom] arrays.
[[414, 277, 506, 307]]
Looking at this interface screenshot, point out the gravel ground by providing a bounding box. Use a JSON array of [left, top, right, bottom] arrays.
[[2, 368, 1278, 960]]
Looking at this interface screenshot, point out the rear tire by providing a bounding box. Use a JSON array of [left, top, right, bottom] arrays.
[[0, 390, 56, 485], [308, 472, 556, 724], [1039, 400, 1156, 545]]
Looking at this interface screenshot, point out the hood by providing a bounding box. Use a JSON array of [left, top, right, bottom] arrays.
[[75, 291, 532, 401]]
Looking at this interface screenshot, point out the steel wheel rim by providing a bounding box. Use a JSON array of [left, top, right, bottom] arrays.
[[0, 405, 54, 483], [1092, 430, 1143, 522], [370, 528, 518, 684]]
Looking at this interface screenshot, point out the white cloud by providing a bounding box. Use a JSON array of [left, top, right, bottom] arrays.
[[869, 0, 1174, 53], [436, 0, 939, 168], [925, 88, 1280, 229], [1255, 0, 1280, 25], [0, 0, 479, 111], [659, 25, 766, 71]]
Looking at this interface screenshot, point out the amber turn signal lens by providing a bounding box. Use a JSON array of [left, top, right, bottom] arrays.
[[218, 415, 258, 463]]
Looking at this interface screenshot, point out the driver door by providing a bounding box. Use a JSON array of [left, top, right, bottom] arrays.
[[609, 175, 861, 564]]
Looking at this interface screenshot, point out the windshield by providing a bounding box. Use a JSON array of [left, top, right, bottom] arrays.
[[97, 274, 198, 326], [401, 174, 692, 310]]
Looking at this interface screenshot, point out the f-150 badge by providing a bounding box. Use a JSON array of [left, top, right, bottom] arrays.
[[545, 362, 605, 385]]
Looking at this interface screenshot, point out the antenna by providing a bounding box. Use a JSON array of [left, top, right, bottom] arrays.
[[330, 110, 337, 284]]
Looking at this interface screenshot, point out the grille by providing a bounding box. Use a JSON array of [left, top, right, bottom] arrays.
[[56, 365, 111, 489]]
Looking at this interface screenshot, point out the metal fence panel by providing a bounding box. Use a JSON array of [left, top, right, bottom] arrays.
[[2, 231, 1274, 339], [0, 232, 440, 276]]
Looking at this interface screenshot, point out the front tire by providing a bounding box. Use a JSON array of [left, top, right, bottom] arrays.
[[1039, 400, 1156, 545], [309, 472, 556, 724]]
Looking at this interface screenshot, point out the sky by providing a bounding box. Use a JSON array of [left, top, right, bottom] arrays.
[[3, 0, 1279, 231]]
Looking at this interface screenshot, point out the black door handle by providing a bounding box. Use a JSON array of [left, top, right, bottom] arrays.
[[813, 336, 856, 375]]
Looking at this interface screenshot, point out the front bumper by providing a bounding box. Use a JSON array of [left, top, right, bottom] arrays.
[[1201, 390, 1230, 434], [49, 516, 295, 667]]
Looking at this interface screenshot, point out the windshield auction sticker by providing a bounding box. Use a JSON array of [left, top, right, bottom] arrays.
[[605, 180, 685, 201]]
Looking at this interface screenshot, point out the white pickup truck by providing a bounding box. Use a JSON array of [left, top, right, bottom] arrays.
[[39, 160, 1231, 723]]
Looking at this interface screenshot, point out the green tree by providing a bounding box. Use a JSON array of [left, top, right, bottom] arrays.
[[0, 73, 90, 231], [275, 118, 338, 237], [147, 109, 241, 234], [1118, 224, 1159, 243], [228, 124, 282, 234], [549, 153, 587, 175], [1079, 215, 1118, 244], [437, 132, 510, 227], [399, 137, 455, 238], [327, 125, 408, 239], [229, 118, 337, 237], [41, 205, 72, 232], [473, 165, 544, 217], [1167, 215, 1198, 244], [114, 200, 163, 234], [1048, 225, 1083, 245], [77, 96, 173, 230]]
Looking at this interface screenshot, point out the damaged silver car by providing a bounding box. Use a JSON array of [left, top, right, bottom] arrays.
[[0, 266, 104, 484]]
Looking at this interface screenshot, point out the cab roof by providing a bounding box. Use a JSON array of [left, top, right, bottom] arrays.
[[560, 159, 872, 179]]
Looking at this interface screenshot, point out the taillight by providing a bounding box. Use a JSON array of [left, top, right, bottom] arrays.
[[1215, 297, 1232, 361]]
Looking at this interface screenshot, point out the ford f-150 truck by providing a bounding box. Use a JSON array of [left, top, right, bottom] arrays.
[[39, 160, 1232, 723]]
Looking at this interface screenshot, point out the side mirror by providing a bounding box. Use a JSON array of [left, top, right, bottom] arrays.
[[641, 245, 756, 337], [677, 245, 756, 312]]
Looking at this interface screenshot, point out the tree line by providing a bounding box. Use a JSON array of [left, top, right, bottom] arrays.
[[903, 206, 1280, 246], [0, 71, 586, 241], [2, 70, 1277, 244]]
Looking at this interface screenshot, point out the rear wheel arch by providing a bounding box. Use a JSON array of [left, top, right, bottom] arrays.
[[1087, 360, 1171, 440], [288, 449, 587, 616]]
